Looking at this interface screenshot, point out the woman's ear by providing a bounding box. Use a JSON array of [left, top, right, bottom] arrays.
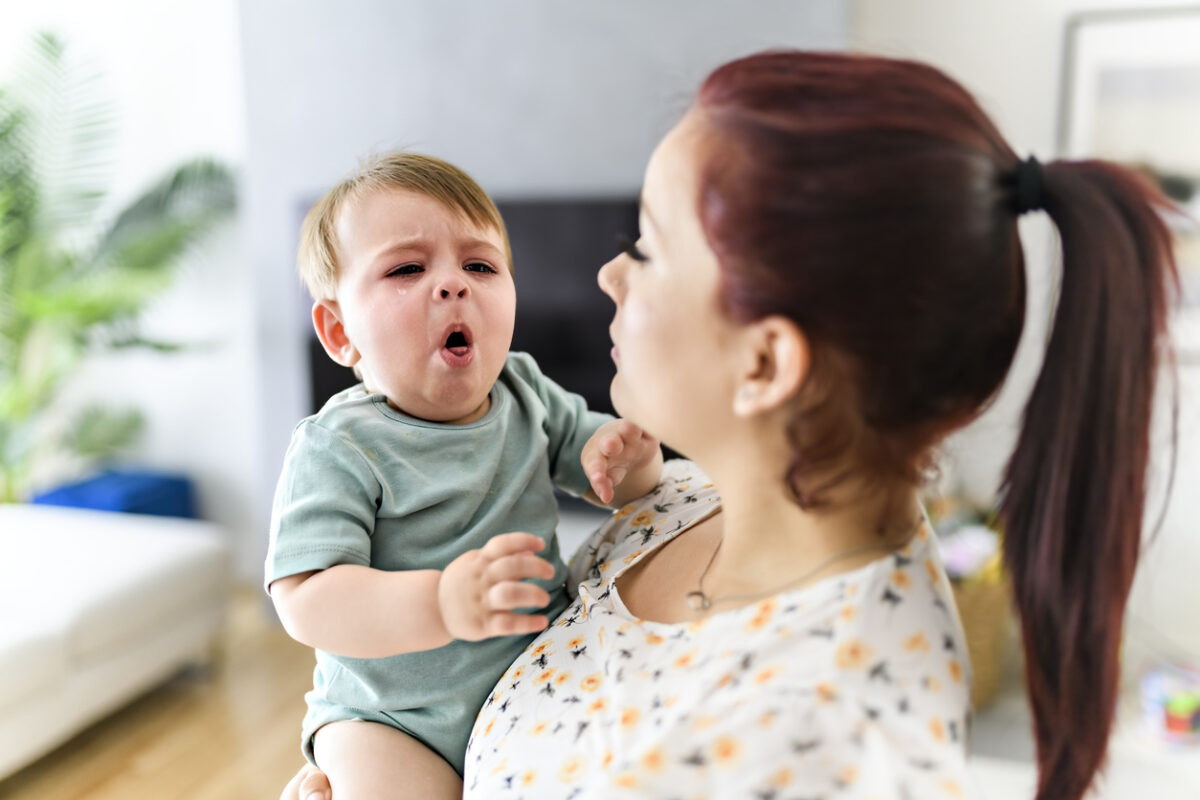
[[312, 300, 361, 368], [732, 316, 809, 418]]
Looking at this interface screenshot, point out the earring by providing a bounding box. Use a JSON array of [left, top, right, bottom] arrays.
[[737, 386, 756, 403]]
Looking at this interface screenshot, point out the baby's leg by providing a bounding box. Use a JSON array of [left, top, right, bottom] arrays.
[[313, 720, 462, 800]]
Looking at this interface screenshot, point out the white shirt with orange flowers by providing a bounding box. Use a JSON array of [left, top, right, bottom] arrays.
[[463, 459, 972, 799]]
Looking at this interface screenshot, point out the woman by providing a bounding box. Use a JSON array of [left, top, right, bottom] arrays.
[[286, 50, 1177, 800]]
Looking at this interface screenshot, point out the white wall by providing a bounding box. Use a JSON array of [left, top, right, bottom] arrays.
[[851, 0, 1200, 666], [851, 0, 1075, 501], [851, 0, 1195, 488], [6, 3, 1193, 652], [1, 0, 850, 584], [238, 0, 850, 581], [0, 2, 258, 576]]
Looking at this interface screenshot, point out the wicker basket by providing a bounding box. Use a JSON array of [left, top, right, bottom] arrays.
[[951, 575, 1013, 710]]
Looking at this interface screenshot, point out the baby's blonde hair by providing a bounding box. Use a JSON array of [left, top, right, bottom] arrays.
[[297, 151, 513, 300]]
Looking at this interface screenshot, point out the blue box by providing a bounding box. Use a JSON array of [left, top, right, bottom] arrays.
[[32, 469, 197, 519]]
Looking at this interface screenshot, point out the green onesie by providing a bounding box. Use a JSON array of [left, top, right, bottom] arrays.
[[265, 351, 610, 773]]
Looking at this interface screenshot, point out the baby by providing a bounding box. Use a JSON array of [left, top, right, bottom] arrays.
[[265, 152, 662, 797]]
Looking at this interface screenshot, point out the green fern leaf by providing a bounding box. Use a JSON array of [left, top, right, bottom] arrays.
[[63, 404, 144, 459]]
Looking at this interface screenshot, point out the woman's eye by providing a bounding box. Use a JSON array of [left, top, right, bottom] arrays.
[[616, 233, 648, 263], [464, 262, 497, 274], [386, 264, 422, 277]]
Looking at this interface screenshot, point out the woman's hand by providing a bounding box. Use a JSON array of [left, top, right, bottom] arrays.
[[583, 418, 663, 506], [438, 532, 556, 641], [280, 762, 330, 800]]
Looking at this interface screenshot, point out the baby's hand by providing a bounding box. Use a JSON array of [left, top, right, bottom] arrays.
[[438, 532, 556, 641], [583, 419, 661, 505]]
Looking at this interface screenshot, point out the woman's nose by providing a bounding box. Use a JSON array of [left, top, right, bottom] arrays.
[[597, 255, 623, 300]]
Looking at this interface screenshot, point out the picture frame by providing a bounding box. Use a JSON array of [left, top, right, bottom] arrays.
[[1058, 6, 1200, 359]]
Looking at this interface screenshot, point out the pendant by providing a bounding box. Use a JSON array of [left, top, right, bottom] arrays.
[[685, 591, 711, 611]]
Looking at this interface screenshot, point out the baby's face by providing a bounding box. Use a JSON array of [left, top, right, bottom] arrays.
[[330, 187, 515, 424]]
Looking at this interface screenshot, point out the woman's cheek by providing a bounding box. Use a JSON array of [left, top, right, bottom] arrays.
[[620, 299, 657, 341], [612, 302, 665, 416]]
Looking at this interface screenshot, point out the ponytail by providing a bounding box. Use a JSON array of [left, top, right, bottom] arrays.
[[999, 160, 1178, 800], [691, 50, 1181, 797]]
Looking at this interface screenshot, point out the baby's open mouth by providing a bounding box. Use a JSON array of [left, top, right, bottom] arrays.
[[443, 328, 472, 356]]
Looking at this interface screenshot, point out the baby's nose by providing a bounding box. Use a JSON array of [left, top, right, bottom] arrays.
[[435, 276, 469, 299]]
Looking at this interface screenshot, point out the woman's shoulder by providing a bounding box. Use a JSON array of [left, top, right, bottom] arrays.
[[631, 458, 716, 513], [726, 533, 971, 795], [567, 459, 718, 590], [593, 459, 716, 545], [799, 523, 971, 731]]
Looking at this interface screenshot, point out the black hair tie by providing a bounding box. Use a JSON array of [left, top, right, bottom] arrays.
[[1013, 156, 1045, 215]]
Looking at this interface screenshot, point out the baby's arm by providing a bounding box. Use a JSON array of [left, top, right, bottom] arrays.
[[270, 532, 555, 657], [582, 418, 664, 508]]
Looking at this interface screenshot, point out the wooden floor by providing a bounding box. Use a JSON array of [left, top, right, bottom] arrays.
[[0, 587, 315, 800]]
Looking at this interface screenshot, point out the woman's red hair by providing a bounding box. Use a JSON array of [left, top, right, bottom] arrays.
[[694, 50, 1178, 800]]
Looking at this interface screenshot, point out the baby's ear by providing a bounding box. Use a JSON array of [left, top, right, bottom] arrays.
[[312, 300, 360, 368]]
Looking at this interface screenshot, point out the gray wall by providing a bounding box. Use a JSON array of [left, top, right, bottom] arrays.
[[238, 0, 850, 580]]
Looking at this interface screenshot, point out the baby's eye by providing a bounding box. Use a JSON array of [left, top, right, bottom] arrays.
[[386, 264, 423, 277], [464, 262, 497, 274]]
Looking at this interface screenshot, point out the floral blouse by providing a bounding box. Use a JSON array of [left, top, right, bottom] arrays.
[[463, 459, 972, 799]]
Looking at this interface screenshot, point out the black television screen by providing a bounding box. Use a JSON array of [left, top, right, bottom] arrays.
[[307, 197, 639, 417], [502, 198, 638, 417]]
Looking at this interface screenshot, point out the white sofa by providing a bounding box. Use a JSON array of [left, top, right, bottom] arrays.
[[0, 503, 230, 779]]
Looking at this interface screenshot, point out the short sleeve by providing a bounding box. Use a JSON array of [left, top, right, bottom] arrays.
[[565, 509, 621, 595], [565, 459, 702, 601], [264, 421, 381, 590], [511, 352, 612, 497]]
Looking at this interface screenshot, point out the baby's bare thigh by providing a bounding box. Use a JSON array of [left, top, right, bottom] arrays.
[[313, 720, 462, 800]]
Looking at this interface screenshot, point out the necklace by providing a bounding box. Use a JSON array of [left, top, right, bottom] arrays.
[[683, 524, 915, 612]]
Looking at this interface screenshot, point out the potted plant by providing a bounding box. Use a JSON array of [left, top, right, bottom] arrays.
[[0, 32, 236, 503]]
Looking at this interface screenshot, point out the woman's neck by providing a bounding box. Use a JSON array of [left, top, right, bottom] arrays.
[[693, 456, 921, 600]]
